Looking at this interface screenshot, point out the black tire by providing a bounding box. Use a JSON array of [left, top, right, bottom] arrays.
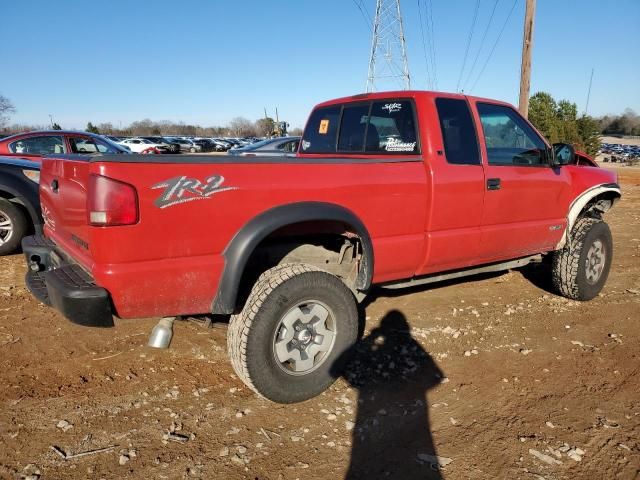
[[227, 263, 358, 403], [551, 217, 613, 301], [0, 198, 28, 256]]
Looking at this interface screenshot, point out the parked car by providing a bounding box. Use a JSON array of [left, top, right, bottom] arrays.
[[227, 136, 300, 157], [141, 137, 181, 154], [0, 156, 41, 255], [118, 138, 166, 154], [0, 131, 130, 160], [22, 90, 620, 404], [169, 138, 201, 153]]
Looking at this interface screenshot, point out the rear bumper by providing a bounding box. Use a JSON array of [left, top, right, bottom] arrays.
[[22, 235, 114, 327]]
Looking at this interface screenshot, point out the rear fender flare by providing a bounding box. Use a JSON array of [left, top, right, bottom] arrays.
[[211, 202, 373, 314]]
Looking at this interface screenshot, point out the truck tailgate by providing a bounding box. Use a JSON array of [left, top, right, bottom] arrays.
[[40, 156, 93, 268]]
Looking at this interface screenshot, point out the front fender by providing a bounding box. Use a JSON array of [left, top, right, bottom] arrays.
[[556, 183, 621, 249]]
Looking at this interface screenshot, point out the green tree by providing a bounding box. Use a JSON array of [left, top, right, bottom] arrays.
[[576, 115, 601, 157], [528, 91, 600, 157], [86, 122, 100, 134], [51, 122, 62, 130]]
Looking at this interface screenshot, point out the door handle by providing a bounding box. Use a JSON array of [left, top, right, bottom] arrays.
[[487, 178, 501, 190], [51, 179, 59, 193]]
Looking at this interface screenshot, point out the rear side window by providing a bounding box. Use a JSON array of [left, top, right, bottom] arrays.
[[301, 99, 419, 155], [9, 135, 65, 155], [300, 106, 341, 153], [435, 98, 480, 165], [338, 104, 369, 152]]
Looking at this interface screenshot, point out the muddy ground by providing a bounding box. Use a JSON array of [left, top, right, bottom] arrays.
[[0, 165, 638, 480]]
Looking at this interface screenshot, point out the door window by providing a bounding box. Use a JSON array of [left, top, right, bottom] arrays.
[[477, 103, 547, 166], [9, 135, 65, 155], [69, 136, 122, 154], [435, 98, 480, 165]]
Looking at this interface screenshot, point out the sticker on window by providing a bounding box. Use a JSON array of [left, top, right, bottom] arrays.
[[382, 103, 402, 114], [301, 140, 311, 151], [385, 138, 416, 152], [319, 119, 330, 134]]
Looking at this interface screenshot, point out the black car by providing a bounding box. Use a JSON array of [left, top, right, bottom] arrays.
[[0, 156, 42, 255]]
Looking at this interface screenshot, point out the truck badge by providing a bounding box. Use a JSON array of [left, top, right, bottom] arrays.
[[152, 175, 237, 209]]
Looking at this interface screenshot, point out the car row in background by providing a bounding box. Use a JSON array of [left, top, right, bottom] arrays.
[[0, 129, 303, 160], [600, 142, 640, 159]]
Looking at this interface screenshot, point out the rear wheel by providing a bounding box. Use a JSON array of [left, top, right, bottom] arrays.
[[190, 147, 196, 153], [552, 217, 613, 300], [0, 199, 28, 256], [227, 263, 358, 403]]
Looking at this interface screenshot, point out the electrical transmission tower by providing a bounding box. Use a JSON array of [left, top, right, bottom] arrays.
[[366, 0, 411, 92]]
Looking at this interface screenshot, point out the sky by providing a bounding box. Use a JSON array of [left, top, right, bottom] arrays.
[[2, 0, 639, 130]]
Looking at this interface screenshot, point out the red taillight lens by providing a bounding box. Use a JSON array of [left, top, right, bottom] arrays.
[[88, 174, 139, 226]]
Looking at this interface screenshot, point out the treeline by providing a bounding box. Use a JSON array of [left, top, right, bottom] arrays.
[[596, 109, 640, 136], [528, 92, 600, 156], [2, 116, 303, 138]]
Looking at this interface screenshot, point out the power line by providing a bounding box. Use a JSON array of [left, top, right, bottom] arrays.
[[417, 0, 434, 89], [456, 0, 481, 92], [469, 0, 519, 93], [426, 0, 438, 89], [462, 0, 500, 92], [357, 0, 373, 24], [352, 0, 372, 31]]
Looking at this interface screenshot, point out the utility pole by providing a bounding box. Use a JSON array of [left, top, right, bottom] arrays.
[[518, 0, 536, 118], [584, 68, 594, 116], [366, 0, 411, 92]]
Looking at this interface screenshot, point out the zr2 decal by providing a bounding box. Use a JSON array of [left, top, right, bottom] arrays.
[[152, 175, 237, 209]]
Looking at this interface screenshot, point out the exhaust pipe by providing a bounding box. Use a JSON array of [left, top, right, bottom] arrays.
[[148, 317, 176, 349]]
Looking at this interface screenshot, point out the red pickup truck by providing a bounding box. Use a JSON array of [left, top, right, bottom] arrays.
[[22, 91, 620, 403]]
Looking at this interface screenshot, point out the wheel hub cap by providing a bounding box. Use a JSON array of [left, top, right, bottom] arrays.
[[585, 239, 606, 285], [273, 301, 336, 375], [0, 212, 14, 246]]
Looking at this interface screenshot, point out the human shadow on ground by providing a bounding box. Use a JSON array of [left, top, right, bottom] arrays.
[[331, 310, 446, 479]]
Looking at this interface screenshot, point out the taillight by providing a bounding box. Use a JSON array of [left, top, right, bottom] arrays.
[[88, 174, 139, 226]]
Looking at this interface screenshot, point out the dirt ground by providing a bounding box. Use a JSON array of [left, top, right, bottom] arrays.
[[0, 165, 638, 480]]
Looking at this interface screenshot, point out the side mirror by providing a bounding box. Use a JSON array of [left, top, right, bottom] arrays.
[[552, 143, 575, 166]]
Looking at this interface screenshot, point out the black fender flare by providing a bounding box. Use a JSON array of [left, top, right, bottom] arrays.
[[211, 202, 374, 314]]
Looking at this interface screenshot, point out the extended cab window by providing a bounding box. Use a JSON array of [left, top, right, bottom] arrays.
[[367, 100, 418, 154], [338, 103, 369, 152], [435, 98, 480, 165], [301, 99, 419, 155], [9, 135, 65, 155], [300, 106, 341, 153], [477, 103, 547, 166]]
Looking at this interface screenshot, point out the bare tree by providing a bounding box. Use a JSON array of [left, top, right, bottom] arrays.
[[0, 95, 16, 129], [228, 117, 257, 137]]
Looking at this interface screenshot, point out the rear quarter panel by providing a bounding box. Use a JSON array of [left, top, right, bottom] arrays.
[[88, 159, 428, 317]]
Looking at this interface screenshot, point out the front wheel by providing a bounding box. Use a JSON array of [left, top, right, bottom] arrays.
[[552, 217, 613, 300], [227, 263, 359, 403]]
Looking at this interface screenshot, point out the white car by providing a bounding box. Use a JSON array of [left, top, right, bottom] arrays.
[[118, 138, 165, 154]]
